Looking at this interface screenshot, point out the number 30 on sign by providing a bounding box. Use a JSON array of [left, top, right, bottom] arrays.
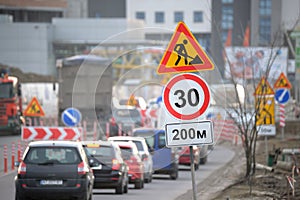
[[163, 73, 211, 120]]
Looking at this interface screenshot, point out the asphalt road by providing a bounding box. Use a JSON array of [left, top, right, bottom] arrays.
[[0, 142, 235, 200]]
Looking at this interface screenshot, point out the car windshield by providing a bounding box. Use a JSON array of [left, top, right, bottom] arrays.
[[24, 147, 81, 165], [114, 109, 141, 122]]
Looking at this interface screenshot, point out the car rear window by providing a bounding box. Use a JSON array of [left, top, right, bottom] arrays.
[[119, 146, 133, 160], [111, 140, 144, 151], [24, 147, 81, 165], [84, 146, 114, 157], [133, 131, 155, 149]]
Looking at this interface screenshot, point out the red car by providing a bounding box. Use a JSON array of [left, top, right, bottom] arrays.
[[115, 141, 144, 189], [178, 146, 201, 170]]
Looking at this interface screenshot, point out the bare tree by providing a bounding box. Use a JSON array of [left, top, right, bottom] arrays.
[[212, 18, 299, 182]]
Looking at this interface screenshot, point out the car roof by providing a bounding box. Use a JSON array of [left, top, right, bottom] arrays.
[[115, 141, 139, 152], [28, 140, 82, 148], [81, 140, 113, 147], [108, 136, 146, 142]]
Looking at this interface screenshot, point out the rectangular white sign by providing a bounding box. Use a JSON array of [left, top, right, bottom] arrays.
[[165, 121, 214, 147], [257, 125, 276, 136]]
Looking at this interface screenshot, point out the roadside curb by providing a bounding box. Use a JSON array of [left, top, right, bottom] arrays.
[[0, 169, 17, 178], [175, 142, 245, 200]]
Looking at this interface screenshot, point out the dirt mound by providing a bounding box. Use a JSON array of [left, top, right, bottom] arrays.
[[0, 63, 56, 83]]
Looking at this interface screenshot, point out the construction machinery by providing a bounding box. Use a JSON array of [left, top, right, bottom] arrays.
[[0, 69, 22, 135]]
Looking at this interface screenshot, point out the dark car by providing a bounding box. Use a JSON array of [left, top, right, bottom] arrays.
[[15, 141, 94, 200], [82, 140, 129, 194], [111, 105, 144, 134], [133, 128, 179, 180]]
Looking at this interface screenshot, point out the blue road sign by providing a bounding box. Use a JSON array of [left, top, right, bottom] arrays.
[[61, 107, 82, 127], [275, 88, 290, 104]]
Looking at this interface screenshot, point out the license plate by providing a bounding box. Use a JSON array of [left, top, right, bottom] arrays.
[[92, 164, 102, 170], [40, 180, 63, 185]]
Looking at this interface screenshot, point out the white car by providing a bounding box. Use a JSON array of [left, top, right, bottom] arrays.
[[108, 136, 153, 183]]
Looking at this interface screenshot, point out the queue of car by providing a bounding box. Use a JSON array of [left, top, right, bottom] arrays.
[[14, 129, 209, 199]]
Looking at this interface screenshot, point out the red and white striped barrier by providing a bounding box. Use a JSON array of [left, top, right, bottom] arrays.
[[213, 119, 241, 145], [21, 126, 82, 141], [279, 104, 285, 127], [11, 142, 15, 170], [3, 144, 7, 173]]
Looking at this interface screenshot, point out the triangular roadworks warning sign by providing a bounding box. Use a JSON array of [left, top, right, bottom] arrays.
[[24, 97, 45, 117], [273, 72, 292, 89], [254, 77, 274, 96], [157, 21, 214, 74]]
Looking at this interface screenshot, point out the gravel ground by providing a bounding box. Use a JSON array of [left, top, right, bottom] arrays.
[[175, 142, 245, 200]]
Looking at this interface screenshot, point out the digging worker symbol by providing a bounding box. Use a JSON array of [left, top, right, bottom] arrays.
[[174, 39, 203, 66], [174, 39, 189, 66]]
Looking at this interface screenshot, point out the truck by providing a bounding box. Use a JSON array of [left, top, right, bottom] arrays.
[[57, 55, 113, 134], [0, 69, 22, 134]]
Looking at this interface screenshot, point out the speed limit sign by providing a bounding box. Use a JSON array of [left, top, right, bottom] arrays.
[[163, 73, 211, 120]]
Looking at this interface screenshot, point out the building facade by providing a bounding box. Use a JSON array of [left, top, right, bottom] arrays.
[[126, 0, 212, 49], [210, 0, 300, 77], [0, 0, 66, 22]]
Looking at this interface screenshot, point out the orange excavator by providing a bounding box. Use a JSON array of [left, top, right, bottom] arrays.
[[0, 68, 23, 135]]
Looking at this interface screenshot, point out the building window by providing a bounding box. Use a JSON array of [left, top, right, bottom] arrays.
[[174, 11, 183, 23], [155, 11, 164, 23], [222, 6, 233, 29], [222, 0, 234, 3], [193, 11, 203, 23], [259, 0, 272, 45], [136, 12, 145, 20]]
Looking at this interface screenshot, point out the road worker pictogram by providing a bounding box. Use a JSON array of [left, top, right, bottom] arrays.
[[24, 97, 45, 117], [254, 76, 274, 96], [157, 21, 214, 74], [273, 72, 292, 89]]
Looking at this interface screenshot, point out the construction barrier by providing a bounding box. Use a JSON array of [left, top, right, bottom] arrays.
[[213, 118, 241, 145], [3, 144, 7, 173]]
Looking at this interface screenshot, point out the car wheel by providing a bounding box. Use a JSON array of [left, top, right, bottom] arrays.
[[134, 179, 143, 189], [116, 182, 124, 194], [200, 156, 207, 165], [124, 181, 128, 194], [148, 173, 152, 183], [141, 179, 144, 188], [170, 169, 178, 180], [145, 172, 152, 183], [15, 192, 25, 200], [88, 192, 93, 200], [194, 163, 199, 171]]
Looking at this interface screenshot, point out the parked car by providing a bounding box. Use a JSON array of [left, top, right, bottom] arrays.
[[114, 141, 145, 189], [108, 136, 153, 183], [132, 128, 179, 180], [81, 140, 128, 194], [15, 140, 94, 200]]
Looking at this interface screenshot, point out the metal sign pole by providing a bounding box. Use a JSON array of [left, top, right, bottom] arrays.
[[265, 136, 268, 165], [189, 145, 197, 200]]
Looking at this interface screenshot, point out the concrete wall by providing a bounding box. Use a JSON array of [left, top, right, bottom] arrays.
[[0, 22, 54, 75], [52, 18, 144, 43], [0, 18, 144, 76]]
